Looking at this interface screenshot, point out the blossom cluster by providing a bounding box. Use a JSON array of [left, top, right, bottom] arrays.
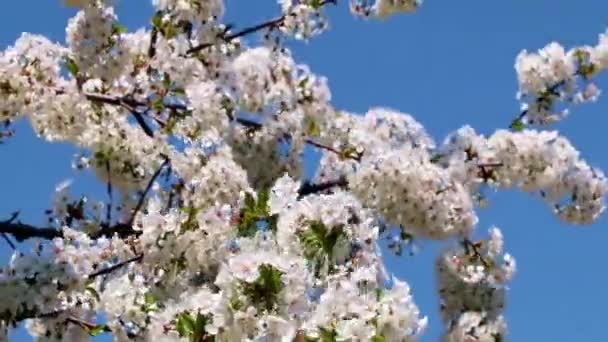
[[0, 0, 603, 341], [436, 227, 515, 341], [515, 31, 608, 126]]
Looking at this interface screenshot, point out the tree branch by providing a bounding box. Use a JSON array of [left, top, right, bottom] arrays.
[[463, 238, 490, 268], [186, 0, 337, 55], [88, 254, 143, 279], [298, 176, 348, 197], [1, 233, 16, 250], [128, 156, 170, 226], [105, 160, 113, 226], [0, 222, 63, 241], [66, 316, 111, 334]]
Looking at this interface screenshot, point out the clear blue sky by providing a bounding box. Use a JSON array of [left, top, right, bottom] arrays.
[[1, 1, 608, 341]]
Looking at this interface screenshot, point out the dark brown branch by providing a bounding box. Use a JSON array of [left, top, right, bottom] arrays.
[[0, 220, 143, 242], [66, 316, 111, 334], [305, 138, 362, 161], [128, 157, 170, 226], [0, 222, 63, 241], [1, 233, 16, 250], [148, 24, 159, 59], [186, 0, 337, 55], [105, 161, 113, 225], [78, 91, 155, 137], [1, 212, 19, 250], [88, 254, 143, 279], [187, 17, 285, 55], [298, 176, 348, 197], [80, 90, 366, 163], [91, 223, 139, 239], [463, 238, 490, 268], [120, 100, 155, 138]]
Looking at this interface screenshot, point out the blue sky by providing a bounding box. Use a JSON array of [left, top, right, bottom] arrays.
[[1, 1, 608, 341]]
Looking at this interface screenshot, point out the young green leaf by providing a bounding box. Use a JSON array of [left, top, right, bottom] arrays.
[[510, 118, 525, 132], [63, 56, 79, 77]]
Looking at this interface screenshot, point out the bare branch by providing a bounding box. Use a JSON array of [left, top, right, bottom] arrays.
[[463, 238, 490, 268], [128, 156, 170, 226], [105, 160, 113, 226], [66, 316, 111, 334], [88, 254, 143, 279], [305, 138, 362, 161], [0, 222, 62, 241], [298, 176, 348, 197], [1, 233, 16, 250], [186, 17, 284, 55]]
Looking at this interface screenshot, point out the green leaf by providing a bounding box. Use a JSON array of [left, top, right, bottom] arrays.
[[180, 206, 200, 231], [163, 72, 171, 89], [112, 23, 127, 35], [192, 312, 210, 341], [510, 118, 525, 132], [63, 56, 79, 77], [151, 12, 163, 30], [241, 264, 285, 312], [85, 285, 101, 302], [429, 153, 443, 163], [375, 288, 384, 301], [256, 188, 270, 215], [318, 327, 338, 342], [266, 214, 278, 233], [305, 117, 321, 137], [143, 291, 158, 312], [340, 146, 359, 160], [151, 97, 165, 112], [229, 296, 244, 311], [236, 211, 258, 237], [88, 325, 106, 336], [298, 77, 309, 88], [310, 0, 323, 10], [173, 87, 186, 95], [144, 291, 156, 306], [176, 312, 196, 337], [244, 192, 256, 211], [371, 335, 386, 342], [298, 221, 345, 275]]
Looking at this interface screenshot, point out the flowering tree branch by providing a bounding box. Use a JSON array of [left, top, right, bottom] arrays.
[[88, 254, 143, 279], [298, 176, 348, 197], [128, 156, 170, 226], [186, 0, 338, 55], [0, 221, 62, 241], [0, 1, 605, 340]]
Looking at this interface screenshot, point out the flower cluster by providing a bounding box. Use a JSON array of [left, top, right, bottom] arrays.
[[514, 31, 608, 126], [350, 0, 421, 18], [436, 227, 515, 341], [0, 0, 604, 341], [439, 127, 608, 224]]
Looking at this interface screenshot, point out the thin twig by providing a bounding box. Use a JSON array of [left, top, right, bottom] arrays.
[[1, 233, 16, 250], [298, 176, 348, 197], [128, 157, 170, 226], [463, 238, 490, 268], [148, 24, 159, 59], [121, 100, 155, 138], [187, 17, 285, 55], [186, 0, 337, 55], [0, 212, 19, 250], [77, 90, 155, 137], [105, 160, 113, 226], [305, 138, 362, 161], [88, 254, 143, 279], [66, 316, 111, 334]]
